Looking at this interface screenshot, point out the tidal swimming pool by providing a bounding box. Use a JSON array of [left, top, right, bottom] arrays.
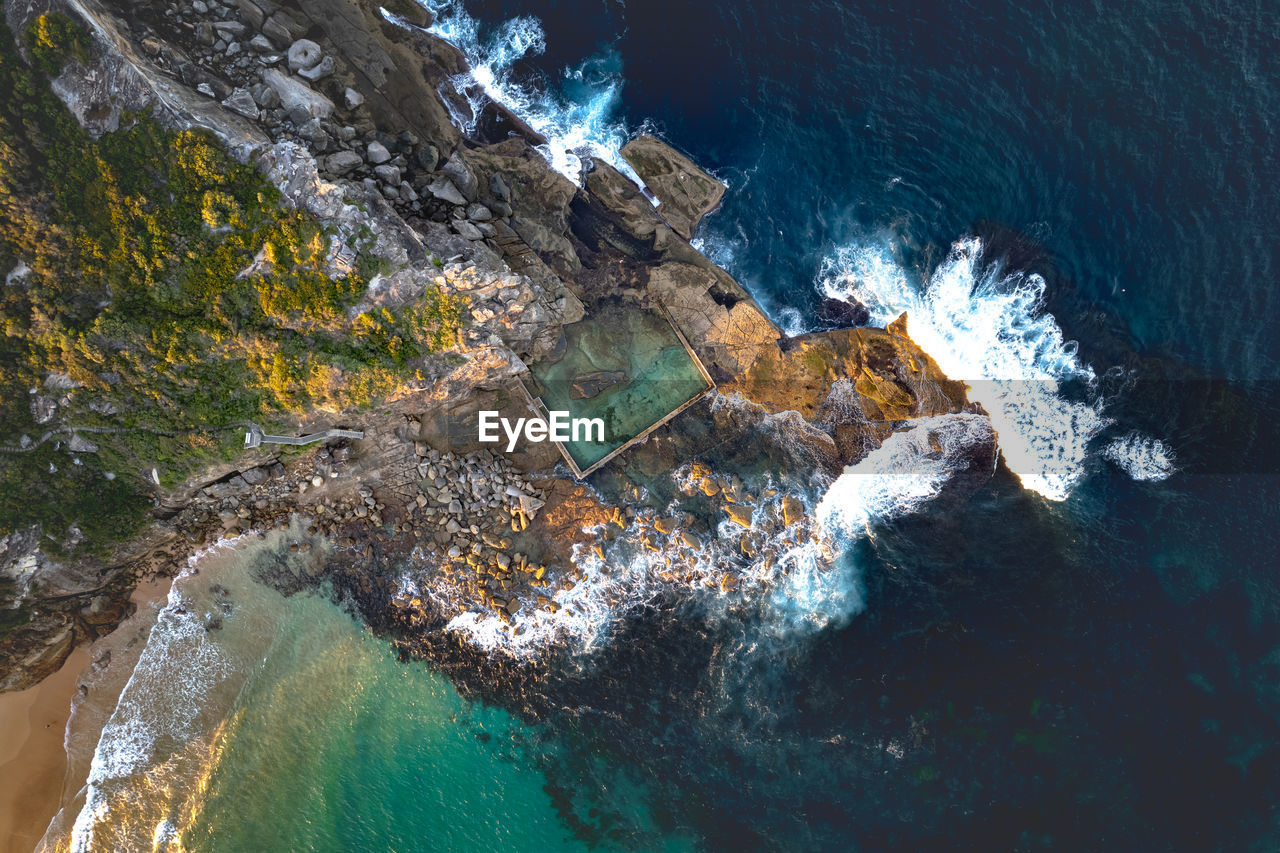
[[524, 302, 713, 475]]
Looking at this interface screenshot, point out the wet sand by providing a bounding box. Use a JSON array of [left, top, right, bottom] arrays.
[[0, 645, 90, 852], [0, 575, 173, 853]]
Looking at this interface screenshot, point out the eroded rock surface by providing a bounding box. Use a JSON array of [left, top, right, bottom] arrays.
[[621, 134, 726, 239]]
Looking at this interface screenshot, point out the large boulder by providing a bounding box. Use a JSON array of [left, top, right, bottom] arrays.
[[287, 39, 324, 72], [325, 150, 362, 175], [621, 134, 726, 240], [261, 69, 334, 119]]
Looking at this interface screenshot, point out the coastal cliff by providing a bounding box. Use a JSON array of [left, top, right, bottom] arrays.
[[0, 0, 992, 690]]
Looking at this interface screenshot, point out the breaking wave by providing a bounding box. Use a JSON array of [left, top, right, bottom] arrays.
[[442, 405, 996, 657], [407, 1, 636, 184], [64, 540, 241, 853], [58, 529, 325, 853], [818, 237, 1113, 500], [816, 413, 995, 538], [1103, 432, 1177, 482]]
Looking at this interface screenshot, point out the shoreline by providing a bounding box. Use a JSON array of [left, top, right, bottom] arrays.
[[0, 644, 89, 852], [0, 574, 172, 853]]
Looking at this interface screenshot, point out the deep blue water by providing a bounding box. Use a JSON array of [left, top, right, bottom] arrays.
[[425, 2, 1280, 849]]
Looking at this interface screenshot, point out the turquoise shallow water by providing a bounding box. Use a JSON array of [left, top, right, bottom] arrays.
[[187, 584, 585, 853], [56, 531, 691, 853], [528, 302, 710, 471]]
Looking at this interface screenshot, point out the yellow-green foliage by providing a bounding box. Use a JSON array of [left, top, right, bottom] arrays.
[[22, 12, 87, 75], [0, 17, 462, 548]]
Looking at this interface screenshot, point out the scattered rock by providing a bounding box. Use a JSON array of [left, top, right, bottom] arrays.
[[287, 39, 323, 72], [326, 150, 362, 175], [221, 87, 259, 119], [426, 175, 467, 205], [781, 495, 806, 526], [366, 140, 391, 165], [374, 164, 402, 186], [299, 55, 335, 82], [442, 153, 478, 201], [261, 68, 334, 119], [453, 220, 483, 241]]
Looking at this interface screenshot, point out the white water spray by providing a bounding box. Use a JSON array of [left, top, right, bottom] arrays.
[[402, 1, 636, 185], [819, 237, 1118, 500]]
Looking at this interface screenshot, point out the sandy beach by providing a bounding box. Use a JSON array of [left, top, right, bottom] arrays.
[[0, 575, 173, 853], [0, 644, 90, 852]]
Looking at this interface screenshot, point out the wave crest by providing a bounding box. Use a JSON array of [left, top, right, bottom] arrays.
[[414, 1, 635, 184], [819, 237, 1112, 500], [1103, 432, 1177, 481]]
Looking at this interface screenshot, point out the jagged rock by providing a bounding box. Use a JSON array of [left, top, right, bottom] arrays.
[[261, 69, 334, 119], [818, 296, 871, 328], [466, 202, 492, 221], [489, 173, 511, 202], [67, 434, 99, 453], [781, 495, 805, 526], [344, 87, 364, 109], [299, 55, 335, 82], [412, 143, 439, 171], [326, 150, 362, 175], [453, 220, 483, 241], [374, 164, 401, 186], [250, 82, 280, 109], [221, 87, 259, 119], [442, 153, 478, 201], [366, 140, 391, 164], [195, 21, 216, 45], [263, 10, 307, 47], [287, 39, 324, 71], [236, 0, 271, 30], [249, 34, 275, 53], [214, 21, 248, 39], [621, 134, 727, 240], [427, 175, 467, 205], [298, 118, 329, 145], [725, 504, 754, 528]]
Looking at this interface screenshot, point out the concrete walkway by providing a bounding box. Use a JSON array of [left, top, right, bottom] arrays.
[[243, 424, 364, 449]]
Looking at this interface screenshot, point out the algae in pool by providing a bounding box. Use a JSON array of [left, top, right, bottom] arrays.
[[526, 302, 712, 473]]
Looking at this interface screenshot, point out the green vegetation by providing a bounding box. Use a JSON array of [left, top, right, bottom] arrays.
[[0, 16, 463, 551], [22, 12, 87, 75]]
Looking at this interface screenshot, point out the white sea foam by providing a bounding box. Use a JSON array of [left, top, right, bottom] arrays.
[[818, 237, 1113, 500], [404, 1, 637, 185], [445, 407, 998, 655], [1103, 432, 1177, 481], [64, 534, 267, 853], [816, 413, 995, 537]]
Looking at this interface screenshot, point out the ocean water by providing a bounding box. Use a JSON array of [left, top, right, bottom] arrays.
[[56, 0, 1280, 850], [46, 530, 691, 852]]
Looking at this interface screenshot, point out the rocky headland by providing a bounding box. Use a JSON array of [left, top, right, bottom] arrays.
[[0, 0, 994, 692]]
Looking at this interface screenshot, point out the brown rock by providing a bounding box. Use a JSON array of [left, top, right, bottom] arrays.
[[620, 135, 726, 240]]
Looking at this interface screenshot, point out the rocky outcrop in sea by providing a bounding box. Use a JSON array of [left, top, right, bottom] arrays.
[[0, 0, 995, 690]]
